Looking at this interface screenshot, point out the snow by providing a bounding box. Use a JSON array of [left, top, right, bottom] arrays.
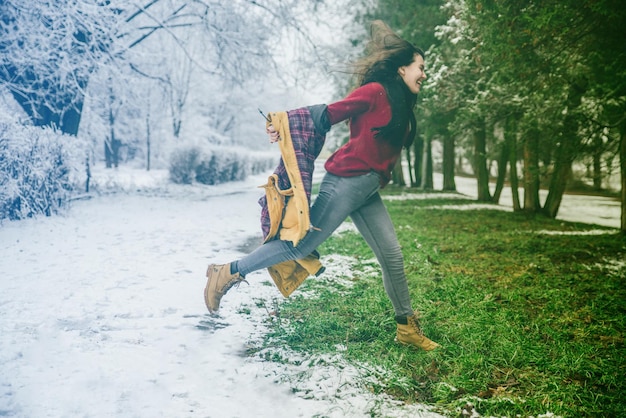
[[0, 165, 619, 417], [391, 161, 621, 231], [428, 174, 621, 230], [0, 167, 445, 418]]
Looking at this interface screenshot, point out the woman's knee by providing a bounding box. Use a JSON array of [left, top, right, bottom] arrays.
[[292, 234, 320, 259], [380, 243, 404, 265]]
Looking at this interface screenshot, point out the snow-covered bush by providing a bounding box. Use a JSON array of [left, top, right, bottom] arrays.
[[169, 146, 202, 184], [169, 144, 275, 185], [0, 123, 79, 221]]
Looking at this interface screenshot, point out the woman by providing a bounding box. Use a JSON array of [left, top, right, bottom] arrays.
[[204, 21, 439, 351]]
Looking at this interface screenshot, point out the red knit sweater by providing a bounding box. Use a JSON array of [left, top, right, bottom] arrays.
[[324, 82, 405, 186]]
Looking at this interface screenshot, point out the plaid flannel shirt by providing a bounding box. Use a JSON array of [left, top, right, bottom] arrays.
[[259, 106, 326, 240]]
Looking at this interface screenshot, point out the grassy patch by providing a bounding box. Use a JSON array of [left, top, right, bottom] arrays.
[[260, 188, 626, 417]]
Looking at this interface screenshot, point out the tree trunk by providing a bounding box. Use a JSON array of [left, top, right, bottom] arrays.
[[523, 122, 541, 213], [506, 116, 521, 212], [592, 135, 603, 190], [146, 111, 151, 171], [105, 103, 120, 169], [421, 136, 433, 190], [474, 118, 491, 202], [85, 155, 91, 193], [105, 136, 121, 168], [406, 148, 414, 186], [619, 115, 626, 234], [413, 135, 423, 187], [492, 139, 508, 203], [543, 157, 572, 218], [442, 134, 456, 191], [392, 158, 406, 186], [543, 80, 587, 218], [5, 70, 87, 136]]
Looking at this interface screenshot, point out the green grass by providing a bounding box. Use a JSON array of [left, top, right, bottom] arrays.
[[258, 187, 626, 417]]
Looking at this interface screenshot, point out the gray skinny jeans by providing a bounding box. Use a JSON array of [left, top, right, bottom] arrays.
[[236, 171, 413, 317]]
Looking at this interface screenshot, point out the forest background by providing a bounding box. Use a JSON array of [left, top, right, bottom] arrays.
[[1, 0, 625, 231]]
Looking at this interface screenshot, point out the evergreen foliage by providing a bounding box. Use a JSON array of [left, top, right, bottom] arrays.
[[365, 0, 625, 229]]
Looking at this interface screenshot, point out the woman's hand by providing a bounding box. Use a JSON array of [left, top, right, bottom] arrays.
[[267, 124, 280, 143]]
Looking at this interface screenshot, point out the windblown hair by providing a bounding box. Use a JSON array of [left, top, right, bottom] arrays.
[[351, 20, 424, 148]]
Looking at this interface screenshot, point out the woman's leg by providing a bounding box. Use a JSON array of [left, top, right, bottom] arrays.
[[236, 172, 381, 276], [349, 192, 413, 317]]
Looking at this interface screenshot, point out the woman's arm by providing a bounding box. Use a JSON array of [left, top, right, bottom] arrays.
[[326, 82, 384, 125]]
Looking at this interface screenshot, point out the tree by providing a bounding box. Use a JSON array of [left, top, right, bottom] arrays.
[[430, 0, 626, 229], [362, 0, 624, 229], [621, 121, 626, 231], [0, 0, 114, 134], [0, 0, 335, 140]]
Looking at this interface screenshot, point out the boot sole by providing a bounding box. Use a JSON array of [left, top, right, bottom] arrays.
[[395, 336, 440, 351]]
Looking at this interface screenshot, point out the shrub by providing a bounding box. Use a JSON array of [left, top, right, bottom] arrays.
[[169, 146, 201, 184], [0, 123, 77, 221], [195, 154, 218, 185], [169, 144, 276, 186]]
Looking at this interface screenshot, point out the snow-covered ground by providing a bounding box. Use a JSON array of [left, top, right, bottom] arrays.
[[0, 167, 446, 418], [1, 165, 619, 418], [445, 175, 621, 229]]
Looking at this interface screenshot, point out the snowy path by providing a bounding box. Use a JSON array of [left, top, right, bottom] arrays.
[[0, 189, 307, 417], [0, 172, 444, 418]]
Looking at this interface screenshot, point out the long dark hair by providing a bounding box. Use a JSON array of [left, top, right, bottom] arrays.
[[352, 21, 424, 148]]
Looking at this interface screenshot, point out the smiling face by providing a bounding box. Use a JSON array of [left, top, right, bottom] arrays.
[[397, 53, 426, 94]]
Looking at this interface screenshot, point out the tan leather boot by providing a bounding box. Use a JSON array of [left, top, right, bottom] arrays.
[[395, 312, 440, 351], [204, 264, 246, 313]]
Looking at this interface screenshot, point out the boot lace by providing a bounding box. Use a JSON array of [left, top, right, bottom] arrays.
[[220, 276, 248, 294], [409, 315, 425, 336]]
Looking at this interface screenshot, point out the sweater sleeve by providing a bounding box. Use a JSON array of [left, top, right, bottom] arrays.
[[326, 83, 385, 125]]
